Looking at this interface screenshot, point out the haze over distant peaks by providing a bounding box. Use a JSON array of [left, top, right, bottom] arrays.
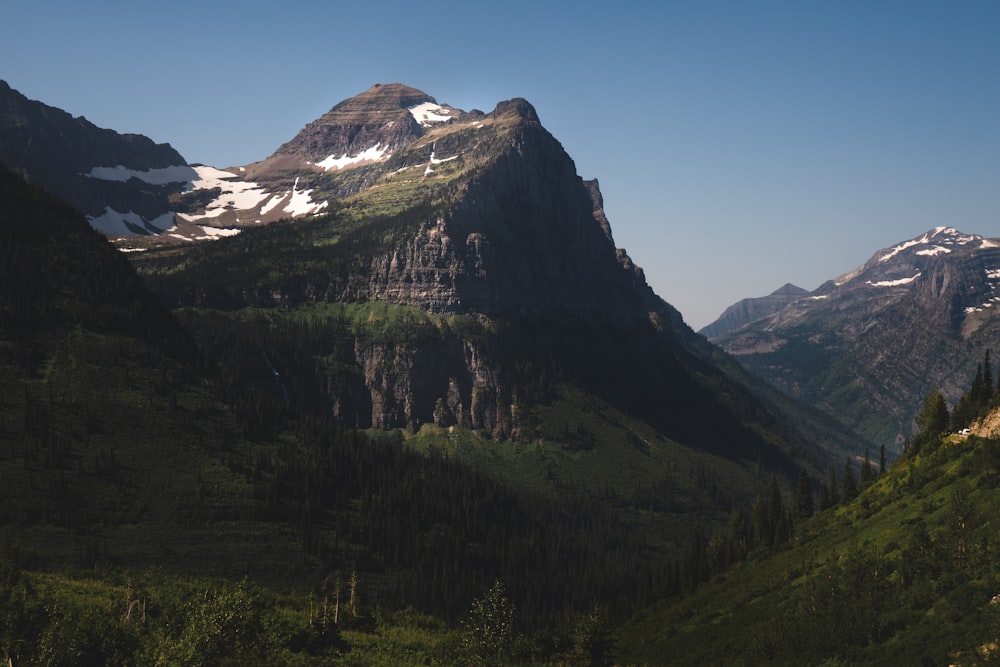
[[706, 226, 1000, 446]]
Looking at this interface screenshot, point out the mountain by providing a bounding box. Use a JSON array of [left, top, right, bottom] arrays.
[[708, 226, 1000, 447], [0, 80, 188, 235], [0, 162, 671, 632], [132, 84, 867, 486], [700, 282, 809, 339]]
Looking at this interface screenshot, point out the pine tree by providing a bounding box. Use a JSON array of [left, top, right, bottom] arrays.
[[794, 469, 814, 523], [879, 444, 886, 474], [841, 457, 858, 504], [914, 389, 949, 451], [984, 349, 994, 401], [860, 448, 873, 488], [971, 363, 985, 406], [765, 477, 784, 546]]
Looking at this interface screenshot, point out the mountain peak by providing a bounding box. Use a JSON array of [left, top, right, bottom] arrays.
[[875, 226, 985, 264], [267, 83, 461, 166], [489, 98, 539, 123]]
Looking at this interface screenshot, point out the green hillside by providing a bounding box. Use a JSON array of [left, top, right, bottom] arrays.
[[619, 419, 1000, 666]]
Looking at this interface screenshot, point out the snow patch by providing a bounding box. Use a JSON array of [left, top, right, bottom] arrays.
[[879, 227, 980, 263], [423, 148, 458, 177], [198, 226, 241, 238], [866, 272, 921, 287], [807, 295, 829, 300], [983, 239, 1000, 249], [408, 102, 453, 126], [987, 269, 1000, 280], [915, 246, 951, 257], [316, 143, 389, 170], [285, 177, 328, 216]]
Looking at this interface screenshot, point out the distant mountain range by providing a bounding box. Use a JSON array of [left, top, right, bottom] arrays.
[[703, 226, 1000, 447]]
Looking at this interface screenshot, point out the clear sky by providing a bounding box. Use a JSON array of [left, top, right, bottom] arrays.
[[3, 1, 998, 329]]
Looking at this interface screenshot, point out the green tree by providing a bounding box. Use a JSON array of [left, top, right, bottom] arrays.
[[841, 458, 858, 504], [461, 580, 516, 667], [157, 579, 273, 667], [914, 389, 949, 453], [860, 448, 874, 489], [984, 349, 994, 401], [566, 605, 617, 667], [794, 468, 814, 524]]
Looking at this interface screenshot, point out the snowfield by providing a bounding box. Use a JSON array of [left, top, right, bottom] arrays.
[[316, 144, 389, 170], [408, 102, 454, 126]]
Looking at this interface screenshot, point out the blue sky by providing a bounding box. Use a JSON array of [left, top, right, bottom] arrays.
[[3, 1, 998, 328]]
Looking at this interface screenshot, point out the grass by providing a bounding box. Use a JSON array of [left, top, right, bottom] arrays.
[[617, 432, 1000, 665]]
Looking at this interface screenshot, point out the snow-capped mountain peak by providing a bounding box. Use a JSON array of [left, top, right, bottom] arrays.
[[877, 226, 983, 263]]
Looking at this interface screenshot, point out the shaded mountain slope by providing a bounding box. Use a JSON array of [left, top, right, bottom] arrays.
[[133, 87, 865, 484], [0, 165, 689, 627], [0, 80, 187, 234], [711, 227, 1000, 447]]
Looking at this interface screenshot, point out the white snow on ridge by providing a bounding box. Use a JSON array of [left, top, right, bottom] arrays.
[[316, 143, 389, 170], [866, 272, 921, 287], [408, 102, 454, 126], [878, 227, 980, 263], [915, 245, 951, 257], [986, 268, 1000, 280], [286, 177, 328, 216], [423, 148, 459, 176], [966, 296, 1000, 314], [89, 163, 329, 232], [983, 239, 1000, 249]]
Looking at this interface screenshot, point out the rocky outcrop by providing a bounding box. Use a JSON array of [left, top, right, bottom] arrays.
[[348, 336, 515, 438]]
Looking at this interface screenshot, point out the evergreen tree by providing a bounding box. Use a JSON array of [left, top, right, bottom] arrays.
[[879, 444, 886, 475], [914, 389, 949, 450], [794, 469, 814, 523], [971, 363, 985, 406], [984, 349, 994, 401], [841, 457, 858, 504], [860, 448, 873, 489], [820, 466, 839, 510]]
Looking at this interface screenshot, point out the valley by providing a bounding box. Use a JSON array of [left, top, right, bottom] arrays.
[[1, 79, 997, 665]]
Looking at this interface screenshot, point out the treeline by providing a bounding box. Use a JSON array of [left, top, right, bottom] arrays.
[[666, 450, 887, 595], [242, 413, 659, 626]]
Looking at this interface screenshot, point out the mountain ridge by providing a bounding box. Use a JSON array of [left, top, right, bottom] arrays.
[[709, 226, 1000, 446]]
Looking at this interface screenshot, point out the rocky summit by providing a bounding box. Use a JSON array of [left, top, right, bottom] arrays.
[[708, 227, 1000, 446]]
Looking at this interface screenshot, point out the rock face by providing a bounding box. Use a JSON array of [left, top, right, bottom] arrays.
[[269, 83, 442, 164], [0, 80, 187, 234], [700, 283, 809, 339], [711, 227, 1000, 446], [135, 84, 861, 467]]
